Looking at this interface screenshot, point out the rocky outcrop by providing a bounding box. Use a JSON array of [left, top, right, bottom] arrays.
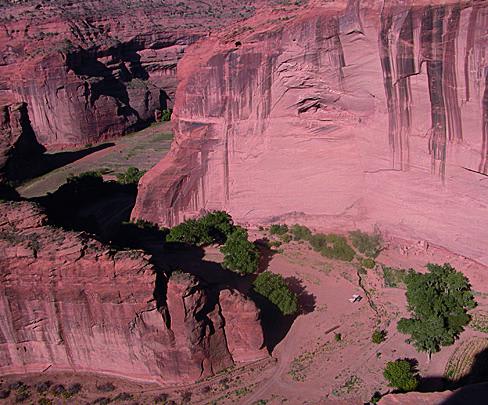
[[0, 103, 43, 181], [133, 0, 488, 265], [0, 201, 267, 384], [0, 0, 261, 148]]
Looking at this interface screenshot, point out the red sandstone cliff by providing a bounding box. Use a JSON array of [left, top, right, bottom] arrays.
[[0, 201, 267, 384], [0, 0, 264, 148], [133, 0, 488, 265]]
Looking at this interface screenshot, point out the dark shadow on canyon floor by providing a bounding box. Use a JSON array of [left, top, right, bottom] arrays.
[[9, 142, 115, 184]]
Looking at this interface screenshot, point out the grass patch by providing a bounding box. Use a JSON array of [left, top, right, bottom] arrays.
[[309, 233, 355, 262], [382, 266, 412, 288], [349, 230, 382, 258]]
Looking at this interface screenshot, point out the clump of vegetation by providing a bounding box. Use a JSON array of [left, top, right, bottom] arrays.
[[0, 389, 10, 400], [349, 230, 382, 258], [221, 227, 259, 275], [290, 224, 312, 241], [161, 109, 173, 121], [269, 224, 288, 235], [279, 233, 292, 243], [96, 382, 115, 392], [35, 381, 52, 394], [372, 329, 387, 344], [253, 272, 299, 315], [383, 359, 419, 392], [116, 166, 146, 185], [166, 211, 235, 246], [397, 263, 476, 356], [469, 311, 488, 333], [382, 266, 412, 288], [334, 332, 342, 342], [114, 392, 133, 401], [361, 257, 376, 269], [309, 233, 355, 262]]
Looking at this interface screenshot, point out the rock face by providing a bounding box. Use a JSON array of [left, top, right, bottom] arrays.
[[0, 201, 266, 384], [133, 0, 488, 265], [0, 0, 261, 148]]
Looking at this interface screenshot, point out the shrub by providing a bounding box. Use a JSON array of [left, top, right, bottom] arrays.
[[372, 329, 387, 344], [35, 381, 52, 394], [349, 230, 382, 258], [166, 211, 235, 246], [309, 233, 355, 262], [361, 257, 376, 269], [0, 389, 10, 399], [161, 109, 173, 121], [334, 333, 342, 342], [51, 384, 66, 396], [96, 382, 115, 392], [116, 167, 146, 185], [290, 224, 312, 241], [38, 398, 53, 405], [221, 227, 259, 274], [114, 392, 133, 401], [253, 272, 299, 315], [397, 263, 476, 356], [66, 383, 82, 397], [269, 224, 288, 235], [93, 397, 111, 405], [383, 359, 418, 392]]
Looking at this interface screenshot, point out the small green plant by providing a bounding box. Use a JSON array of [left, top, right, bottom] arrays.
[[382, 266, 412, 288], [221, 227, 259, 274], [349, 230, 382, 258], [280, 233, 292, 243], [253, 272, 299, 315], [161, 109, 173, 121], [361, 257, 376, 269], [383, 359, 419, 392], [334, 333, 342, 342], [290, 224, 312, 241], [372, 329, 387, 344], [116, 167, 146, 185], [309, 233, 355, 262], [269, 224, 288, 235]]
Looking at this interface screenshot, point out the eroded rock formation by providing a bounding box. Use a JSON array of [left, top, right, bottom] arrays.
[[0, 201, 266, 384], [134, 0, 488, 265], [0, 0, 262, 148]]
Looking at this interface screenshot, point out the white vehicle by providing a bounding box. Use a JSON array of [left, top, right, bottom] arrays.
[[348, 294, 362, 303]]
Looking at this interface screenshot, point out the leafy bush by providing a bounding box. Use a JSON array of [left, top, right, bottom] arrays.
[[96, 382, 115, 392], [221, 227, 259, 274], [309, 233, 355, 262], [372, 329, 387, 344], [161, 109, 173, 121], [166, 211, 235, 246], [253, 272, 299, 315], [349, 230, 382, 258], [290, 224, 312, 241], [383, 359, 419, 392], [116, 167, 146, 185], [334, 333, 342, 342], [397, 263, 476, 355], [269, 224, 288, 235], [361, 257, 376, 269]]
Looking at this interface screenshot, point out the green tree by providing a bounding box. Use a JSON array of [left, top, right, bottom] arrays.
[[397, 263, 476, 356], [383, 359, 418, 392], [253, 272, 299, 315], [220, 227, 259, 274]]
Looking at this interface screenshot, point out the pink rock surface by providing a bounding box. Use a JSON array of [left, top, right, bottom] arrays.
[[0, 0, 265, 148], [0, 201, 266, 384], [134, 0, 488, 265]]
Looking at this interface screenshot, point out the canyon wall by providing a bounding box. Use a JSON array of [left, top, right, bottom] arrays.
[[0, 201, 266, 384], [0, 0, 261, 148], [134, 0, 488, 265]]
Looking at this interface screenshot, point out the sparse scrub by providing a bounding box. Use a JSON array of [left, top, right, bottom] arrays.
[[279, 233, 292, 243], [221, 227, 259, 274], [382, 266, 412, 288], [253, 272, 299, 315], [383, 359, 419, 392], [397, 263, 476, 356], [290, 224, 312, 241], [269, 224, 288, 235], [116, 166, 146, 185], [161, 109, 172, 121], [309, 233, 355, 262], [361, 257, 376, 269], [469, 311, 488, 333], [96, 382, 115, 392], [372, 329, 387, 344], [349, 230, 382, 258]]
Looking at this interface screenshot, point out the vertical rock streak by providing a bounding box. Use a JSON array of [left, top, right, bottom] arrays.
[[479, 70, 488, 173]]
